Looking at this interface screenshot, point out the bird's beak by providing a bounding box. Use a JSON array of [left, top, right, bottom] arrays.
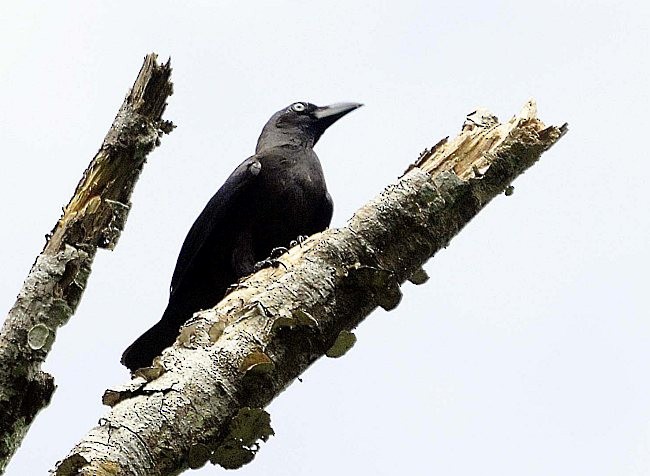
[[312, 102, 363, 131]]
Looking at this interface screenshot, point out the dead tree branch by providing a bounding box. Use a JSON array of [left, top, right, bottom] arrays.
[[0, 54, 174, 472], [54, 101, 566, 476]]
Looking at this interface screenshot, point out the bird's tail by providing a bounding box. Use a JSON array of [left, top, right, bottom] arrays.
[[120, 315, 179, 372]]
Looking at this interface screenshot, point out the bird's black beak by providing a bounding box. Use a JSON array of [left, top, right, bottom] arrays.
[[312, 102, 363, 134]]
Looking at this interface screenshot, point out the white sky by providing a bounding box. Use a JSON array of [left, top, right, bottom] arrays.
[[1, 1, 648, 475]]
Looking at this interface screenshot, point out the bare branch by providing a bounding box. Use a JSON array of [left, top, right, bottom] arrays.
[[0, 54, 174, 472], [54, 101, 566, 476]]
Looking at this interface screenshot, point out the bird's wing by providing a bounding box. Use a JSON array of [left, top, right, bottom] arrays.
[[169, 156, 262, 296]]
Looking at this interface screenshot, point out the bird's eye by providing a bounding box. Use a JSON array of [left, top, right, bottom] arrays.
[[291, 102, 306, 112]]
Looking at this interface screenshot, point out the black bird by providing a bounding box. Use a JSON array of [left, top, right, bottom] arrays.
[[121, 101, 362, 371]]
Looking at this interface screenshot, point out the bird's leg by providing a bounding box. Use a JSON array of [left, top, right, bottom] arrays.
[[289, 235, 309, 248]]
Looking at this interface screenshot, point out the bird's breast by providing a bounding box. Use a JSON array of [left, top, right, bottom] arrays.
[[250, 160, 326, 255]]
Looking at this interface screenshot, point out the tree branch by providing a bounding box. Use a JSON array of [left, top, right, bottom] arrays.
[[54, 101, 566, 476], [0, 54, 174, 472]]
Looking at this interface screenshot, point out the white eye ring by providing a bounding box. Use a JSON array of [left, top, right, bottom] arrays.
[[291, 102, 306, 112]]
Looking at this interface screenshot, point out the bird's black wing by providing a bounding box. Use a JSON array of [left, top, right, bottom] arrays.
[[169, 156, 262, 296]]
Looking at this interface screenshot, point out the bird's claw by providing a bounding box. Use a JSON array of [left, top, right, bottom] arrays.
[[289, 235, 309, 248], [269, 246, 289, 259]]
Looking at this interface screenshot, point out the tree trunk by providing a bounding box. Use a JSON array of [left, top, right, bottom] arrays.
[[0, 54, 174, 473], [53, 101, 566, 476]]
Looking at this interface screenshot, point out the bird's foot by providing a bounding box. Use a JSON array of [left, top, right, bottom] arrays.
[[289, 235, 309, 248], [254, 247, 289, 272], [254, 257, 288, 272]]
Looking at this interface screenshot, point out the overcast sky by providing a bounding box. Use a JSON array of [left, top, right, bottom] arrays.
[[1, 1, 649, 475]]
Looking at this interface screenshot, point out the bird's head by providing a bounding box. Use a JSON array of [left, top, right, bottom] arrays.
[[256, 101, 362, 152]]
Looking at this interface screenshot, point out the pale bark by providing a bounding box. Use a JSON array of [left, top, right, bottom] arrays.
[[0, 54, 173, 472], [54, 101, 566, 476]]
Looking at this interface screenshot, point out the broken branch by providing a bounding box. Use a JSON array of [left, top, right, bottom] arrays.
[[0, 53, 174, 473]]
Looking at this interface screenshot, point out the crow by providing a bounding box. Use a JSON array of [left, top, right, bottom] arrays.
[[121, 101, 362, 371]]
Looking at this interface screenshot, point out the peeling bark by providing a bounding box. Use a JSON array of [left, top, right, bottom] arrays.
[[0, 54, 174, 472], [54, 101, 566, 476]]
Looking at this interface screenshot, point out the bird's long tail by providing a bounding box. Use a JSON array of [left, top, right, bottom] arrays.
[[120, 313, 180, 372]]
